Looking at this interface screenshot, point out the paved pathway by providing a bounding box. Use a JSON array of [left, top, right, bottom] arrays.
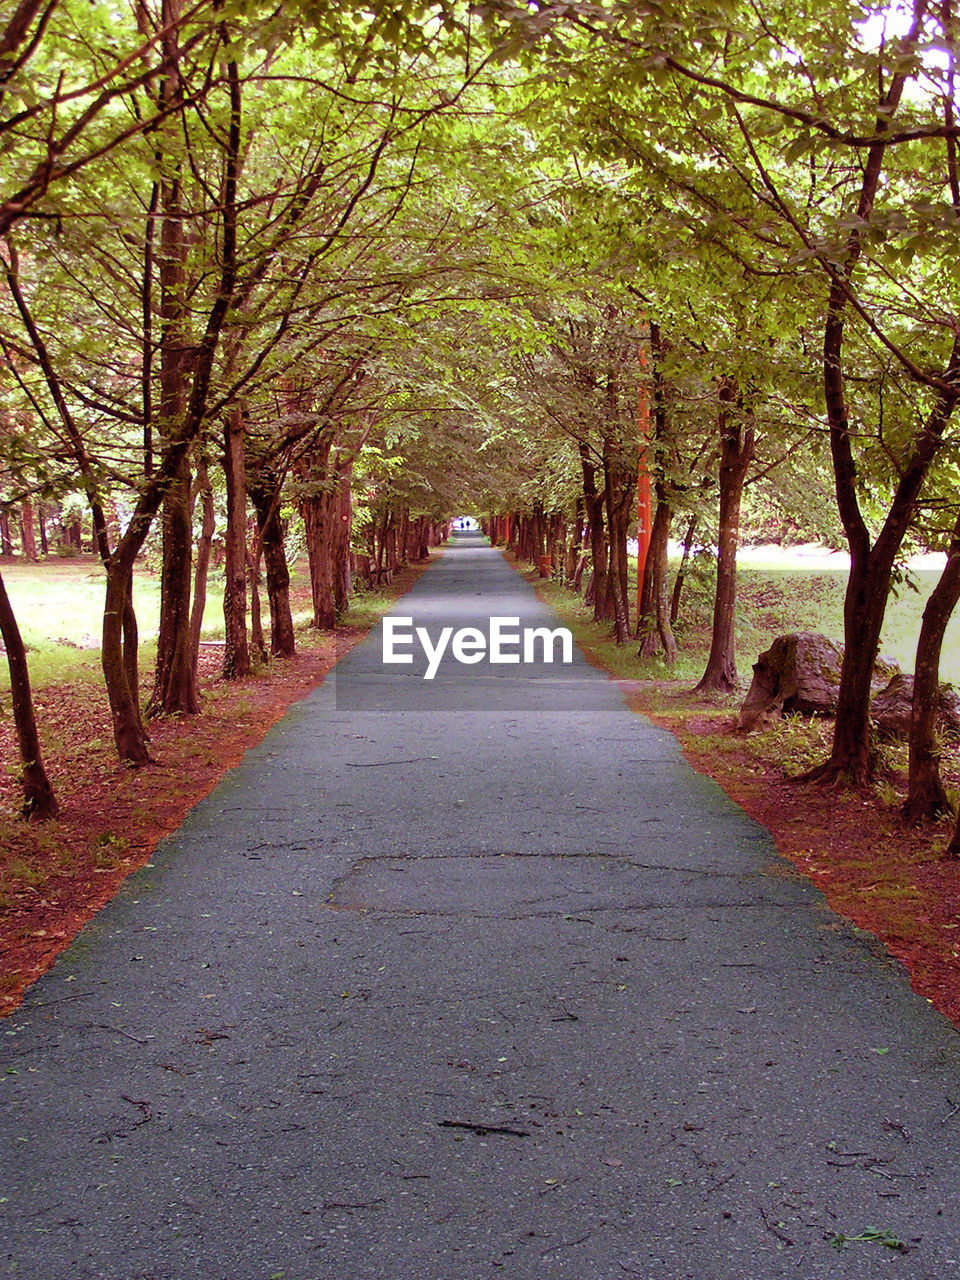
[[3, 532, 960, 1279]]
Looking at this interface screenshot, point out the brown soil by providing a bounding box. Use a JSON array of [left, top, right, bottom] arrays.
[[0, 561, 429, 1016], [623, 685, 960, 1029]]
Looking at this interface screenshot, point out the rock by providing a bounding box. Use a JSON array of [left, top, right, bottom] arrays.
[[737, 631, 895, 731], [738, 632, 845, 730], [870, 672, 960, 741]]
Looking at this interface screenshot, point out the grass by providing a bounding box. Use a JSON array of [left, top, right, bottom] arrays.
[[0, 551, 422, 685], [741, 713, 836, 779], [0, 817, 77, 914], [735, 562, 960, 681], [341, 580, 416, 629], [611, 550, 960, 686], [0, 556, 227, 692]]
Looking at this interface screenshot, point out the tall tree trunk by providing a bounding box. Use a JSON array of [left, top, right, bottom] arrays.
[[147, 40, 196, 717], [811, 340, 960, 783], [564, 502, 582, 585], [809, 49, 954, 783], [580, 445, 609, 623], [222, 404, 250, 679], [0, 566, 57, 819], [305, 493, 336, 627], [250, 472, 296, 658], [248, 532, 267, 662], [671, 515, 698, 627], [638, 492, 677, 663], [121, 576, 143, 742], [190, 457, 215, 673], [102, 560, 147, 762], [375, 510, 389, 583], [301, 437, 337, 629], [19, 497, 36, 560], [603, 453, 631, 645], [695, 378, 755, 694], [333, 460, 353, 617], [639, 320, 680, 661], [148, 449, 198, 715], [904, 513, 960, 823]]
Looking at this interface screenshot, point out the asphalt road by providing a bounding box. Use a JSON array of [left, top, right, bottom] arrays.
[[3, 531, 960, 1280]]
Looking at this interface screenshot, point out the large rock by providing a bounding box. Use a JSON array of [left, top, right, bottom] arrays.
[[870, 672, 960, 741], [737, 632, 844, 730], [737, 632, 900, 731]]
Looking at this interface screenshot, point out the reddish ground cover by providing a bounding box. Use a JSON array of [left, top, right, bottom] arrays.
[[0, 562, 428, 1016], [626, 692, 960, 1029]]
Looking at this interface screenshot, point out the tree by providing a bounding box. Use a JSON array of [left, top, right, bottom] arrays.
[[0, 564, 57, 818], [534, 0, 960, 774], [695, 377, 756, 692]]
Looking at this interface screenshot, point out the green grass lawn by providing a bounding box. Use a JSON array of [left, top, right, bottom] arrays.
[[0, 557, 225, 691], [734, 565, 960, 685], [589, 552, 960, 686]]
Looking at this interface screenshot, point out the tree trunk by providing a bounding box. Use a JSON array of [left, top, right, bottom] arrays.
[[638, 491, 678, 663], [250, 472, 296, 658], [148, 449, 198, 715], [638, 318, 676, 657], [333, 460, 353, 617], [604, 455, 631, 645], [810, 339, 960, 784], [222, 404, 250, 679], [301, 438, 337, 629], [248, 533, 267, 662], [98, 0, 237, 760], [19, 497, 36, 561], [695, 378, 755, 693], [808, 56, 957, 783], [190, 457, 215, 673], [670, 515, 698, 626], [580, 445, 609, 623], [375, 510, 390, 583], [564, 503, 582, 585], [121, 576, 143, 742], [0, 566, 57, 819], [903, 515, 960, 823], [103, 555, 152, 765], [147, 73, 197, 717], [307, 499, 336, 625]]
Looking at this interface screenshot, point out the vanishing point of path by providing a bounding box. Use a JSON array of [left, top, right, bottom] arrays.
[[3, 532, 960, 1280]]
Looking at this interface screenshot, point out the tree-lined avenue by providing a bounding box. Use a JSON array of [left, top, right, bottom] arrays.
[[2, 534, 959, 1278]]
